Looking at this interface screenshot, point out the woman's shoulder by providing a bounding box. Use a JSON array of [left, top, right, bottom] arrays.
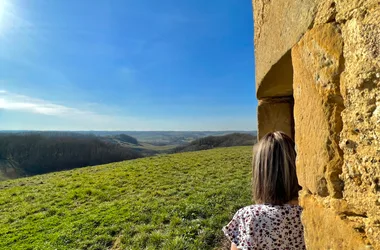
[[236, 204, 302, 217]]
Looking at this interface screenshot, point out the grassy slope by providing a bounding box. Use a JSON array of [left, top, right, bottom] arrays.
[[0, 146, 252, 250]]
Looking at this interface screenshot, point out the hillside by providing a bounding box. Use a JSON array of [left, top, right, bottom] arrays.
[[172, 133, 256, 153], [0, 146, 252, 249], [1, 131, 257, 146], [103, 134, 140, 145], [100, 132, 257, 157], [100, 134, 176, 157], [0, 132, 256, 181], [0, 134, 142, 180]]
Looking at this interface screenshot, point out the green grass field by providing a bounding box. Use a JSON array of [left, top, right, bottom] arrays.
[[0, 146, 253, 250]]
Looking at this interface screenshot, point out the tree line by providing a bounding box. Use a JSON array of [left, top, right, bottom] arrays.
[[0, 134, 142, 176], [171, 133, 256, 153]]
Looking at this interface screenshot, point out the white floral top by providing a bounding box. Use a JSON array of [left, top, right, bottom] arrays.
[[223, 204, 305, 250]]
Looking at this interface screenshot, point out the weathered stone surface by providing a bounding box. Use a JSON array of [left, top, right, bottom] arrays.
[[253, 0, 318, 98], [314, 0, 380, 25], [300, 192, 368, 250], [335, 0, 380, 22], [292, 23, 344, 198], [339, 6, 380, 249], [253, 1, 380, 249], [256, 51, 293, 98], [257, 97, 293, 139], [314, 0, 338, 25]]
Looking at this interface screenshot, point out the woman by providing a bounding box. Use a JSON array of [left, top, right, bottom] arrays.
[[223, 131, 305, 250]]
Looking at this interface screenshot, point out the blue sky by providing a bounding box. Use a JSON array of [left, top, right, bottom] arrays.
[[0, 0, 256, 131]]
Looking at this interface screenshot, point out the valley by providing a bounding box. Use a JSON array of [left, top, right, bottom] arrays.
[[0, 131, 256, 181]]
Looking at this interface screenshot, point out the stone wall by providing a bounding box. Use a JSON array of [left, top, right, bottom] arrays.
[[253, 0, 380, 249]]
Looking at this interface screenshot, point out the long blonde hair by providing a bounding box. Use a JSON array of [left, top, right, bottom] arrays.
[[252, 131, 300, 205]]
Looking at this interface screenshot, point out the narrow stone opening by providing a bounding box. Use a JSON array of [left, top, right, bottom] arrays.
[[257, 50, 295, 140]]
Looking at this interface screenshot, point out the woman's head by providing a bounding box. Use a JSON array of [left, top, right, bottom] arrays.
[[252, 131, 301, 205]]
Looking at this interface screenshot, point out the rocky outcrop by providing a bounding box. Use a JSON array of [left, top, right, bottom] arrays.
[[253, 0, 380, 249]]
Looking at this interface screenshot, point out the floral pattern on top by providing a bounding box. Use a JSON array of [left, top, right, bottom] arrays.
[[222, 204, 306, 250]]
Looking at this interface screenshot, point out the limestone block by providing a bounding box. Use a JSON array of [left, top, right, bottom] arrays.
[[314, 0, 338, 25], [256, 51, 293, 99], [292, 23, 344, 198], [253, 0, 318, 98], [300, 192, 368, 249], [314, 0, 380, 26], [335, 0, 380, 22], [257, 98, 293, 140], [339, 7, 380, 249]]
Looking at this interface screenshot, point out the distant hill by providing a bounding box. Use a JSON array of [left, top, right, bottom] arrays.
[[112, 134, 139, 145], [1, 130, 257, 146], [0, 134, 142, 180], [0, 131, 257, 180], [102, 134, 140, 146], [171, 133, 256, 153]]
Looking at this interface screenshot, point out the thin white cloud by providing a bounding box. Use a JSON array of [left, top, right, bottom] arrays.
[[0, 91, 257, 131], [0, 90, 149, 130], [0, 91, 92, 116]]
